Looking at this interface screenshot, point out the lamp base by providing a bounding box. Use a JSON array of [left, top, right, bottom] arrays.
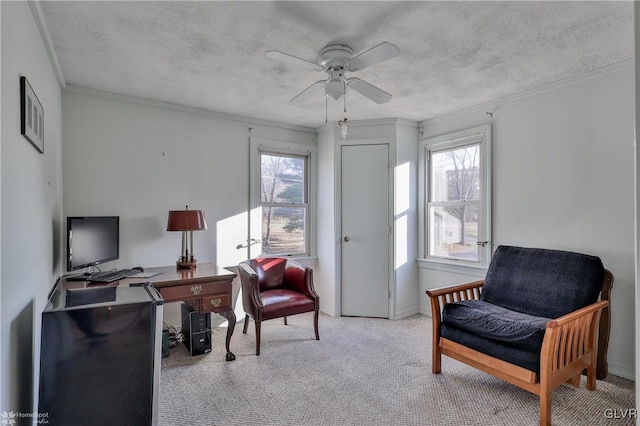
[[176, 256, 198, 269]]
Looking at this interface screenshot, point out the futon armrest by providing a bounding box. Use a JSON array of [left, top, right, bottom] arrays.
[[426, 280, 485, 344], [426, 280, 484, 316], [426, 280, 485, 299], [540, 300, 608, 385], [545, 300, 609, 330]]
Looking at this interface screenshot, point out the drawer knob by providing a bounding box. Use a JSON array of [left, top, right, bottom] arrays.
[[210, 297, 222, 307], [190, 285, 203, 295]]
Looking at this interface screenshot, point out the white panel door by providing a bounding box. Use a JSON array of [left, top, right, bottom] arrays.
[[341, 144, 390, 318]]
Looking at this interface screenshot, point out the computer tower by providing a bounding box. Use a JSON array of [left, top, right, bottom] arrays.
[[181, 303, 212, 356]]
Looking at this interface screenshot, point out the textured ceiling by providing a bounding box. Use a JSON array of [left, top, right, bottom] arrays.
[[40, 1, 634, 129]]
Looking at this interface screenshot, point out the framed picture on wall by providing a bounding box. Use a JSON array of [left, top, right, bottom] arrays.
[[20, 76, 44, 154]]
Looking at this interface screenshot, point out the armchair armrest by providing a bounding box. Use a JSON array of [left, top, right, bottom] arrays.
[[238, 262, 264, 312], [284, 261, 319, 302], [540, 300, 608, 390]]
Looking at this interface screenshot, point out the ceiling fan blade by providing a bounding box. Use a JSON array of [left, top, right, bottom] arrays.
[[348, 78, 392, 104], [290, 80, 326, 104], [265, 50, 323, 71], [345, 42, 400, 72]]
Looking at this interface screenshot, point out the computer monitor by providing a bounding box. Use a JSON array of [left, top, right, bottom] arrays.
[[67, 216, 119, 272]]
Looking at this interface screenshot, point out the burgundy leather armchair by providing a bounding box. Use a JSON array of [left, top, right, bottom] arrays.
[[239, 258, 319, 355]]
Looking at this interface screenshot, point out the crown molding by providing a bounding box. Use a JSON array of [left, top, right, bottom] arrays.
[[28, 0, 66, 89], [421, 59, 633, 126], [63, 85, 317, 134]]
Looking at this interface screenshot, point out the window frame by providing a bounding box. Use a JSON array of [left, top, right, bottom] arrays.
[[249, 137, 316, 258], [418, 125, 492, 271], [258, 150, 309, 256]]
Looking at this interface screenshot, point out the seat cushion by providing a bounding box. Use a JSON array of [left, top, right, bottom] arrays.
[[480, 245, 604, 318], [442, 300, 550, 352], [260, 289, 315, 320], [441, 322, 542, 373]]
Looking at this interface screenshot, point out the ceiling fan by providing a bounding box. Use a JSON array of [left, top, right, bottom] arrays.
[[265, 42, 400, 105]]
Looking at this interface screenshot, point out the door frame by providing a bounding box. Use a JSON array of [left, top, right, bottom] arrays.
[[336, 139, 395, 318]]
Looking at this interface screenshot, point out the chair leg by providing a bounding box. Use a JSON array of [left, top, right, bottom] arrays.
[[432, 337, 442, 374], [567, 373, 581, 388], [586, 362, 597, 391], [314, 310, 320, 340], [284, 316, 287, 325], [255, 320, 261, 356], [540, 392, 552, 426], [243, 314, 250, 334]]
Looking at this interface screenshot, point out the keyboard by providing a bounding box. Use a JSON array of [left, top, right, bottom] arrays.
[[66, 269, 145, 283], [89, 270, 129, 283], [89, 269, 140, 283]]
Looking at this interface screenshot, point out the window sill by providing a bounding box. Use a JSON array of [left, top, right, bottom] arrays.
[[417, 258, 487, 278], [259, 255, 317, 260], [259, 255, 318, 264]]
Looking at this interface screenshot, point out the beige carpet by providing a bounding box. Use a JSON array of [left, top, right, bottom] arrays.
[[159, 313, 635, 426]]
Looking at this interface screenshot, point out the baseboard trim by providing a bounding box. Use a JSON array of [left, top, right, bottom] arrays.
[[393, 307, 420, 320], [607, 361, 635, 381]]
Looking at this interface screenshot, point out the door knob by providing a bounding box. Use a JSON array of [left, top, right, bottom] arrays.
[[343, 236, 350, 242]]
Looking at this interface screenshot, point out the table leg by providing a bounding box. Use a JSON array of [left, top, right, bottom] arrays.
[[220, 309, 236, 361]]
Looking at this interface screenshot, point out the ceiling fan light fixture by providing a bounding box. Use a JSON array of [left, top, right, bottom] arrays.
[[325, 78, 344, 101]]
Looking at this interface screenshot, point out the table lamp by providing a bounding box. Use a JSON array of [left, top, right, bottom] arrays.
[[167, 205, 208, 269]]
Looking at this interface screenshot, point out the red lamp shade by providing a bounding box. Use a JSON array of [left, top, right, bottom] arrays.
[[167, 209, 207, 231], [167, 207, 207, 269]]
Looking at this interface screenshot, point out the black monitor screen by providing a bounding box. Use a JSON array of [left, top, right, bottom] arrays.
[[67, 216, 119, 271]]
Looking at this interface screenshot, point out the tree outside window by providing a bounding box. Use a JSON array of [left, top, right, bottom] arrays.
[[260, 152, 308, 255], [428, 143, 481, 261]]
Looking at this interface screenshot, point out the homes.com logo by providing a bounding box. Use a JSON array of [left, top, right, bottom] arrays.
[[1, 411, 49, 424]]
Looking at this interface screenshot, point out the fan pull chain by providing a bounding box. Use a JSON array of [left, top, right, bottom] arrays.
[[325, 96, 328, 123], [344, 81, 347, 114]]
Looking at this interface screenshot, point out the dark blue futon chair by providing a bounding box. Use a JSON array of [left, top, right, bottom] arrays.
[[427, 245, 612, 426]]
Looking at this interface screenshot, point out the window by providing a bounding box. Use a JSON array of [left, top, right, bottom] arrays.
[[419, 125, 491, 268], [259, 151, 308, 255], [249, 137, 316, 258]]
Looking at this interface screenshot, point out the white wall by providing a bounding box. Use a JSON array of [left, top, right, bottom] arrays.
[[393, 121, 419, 319], [315, 126, 338, 316], [1, 1, 64, 414], [62, 88, 315, 325], [419, 63, 636, 379]]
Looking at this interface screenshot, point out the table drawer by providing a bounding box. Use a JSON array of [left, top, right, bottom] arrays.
[[201, 294, 231, 313], [157, 280, 229, 302]]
